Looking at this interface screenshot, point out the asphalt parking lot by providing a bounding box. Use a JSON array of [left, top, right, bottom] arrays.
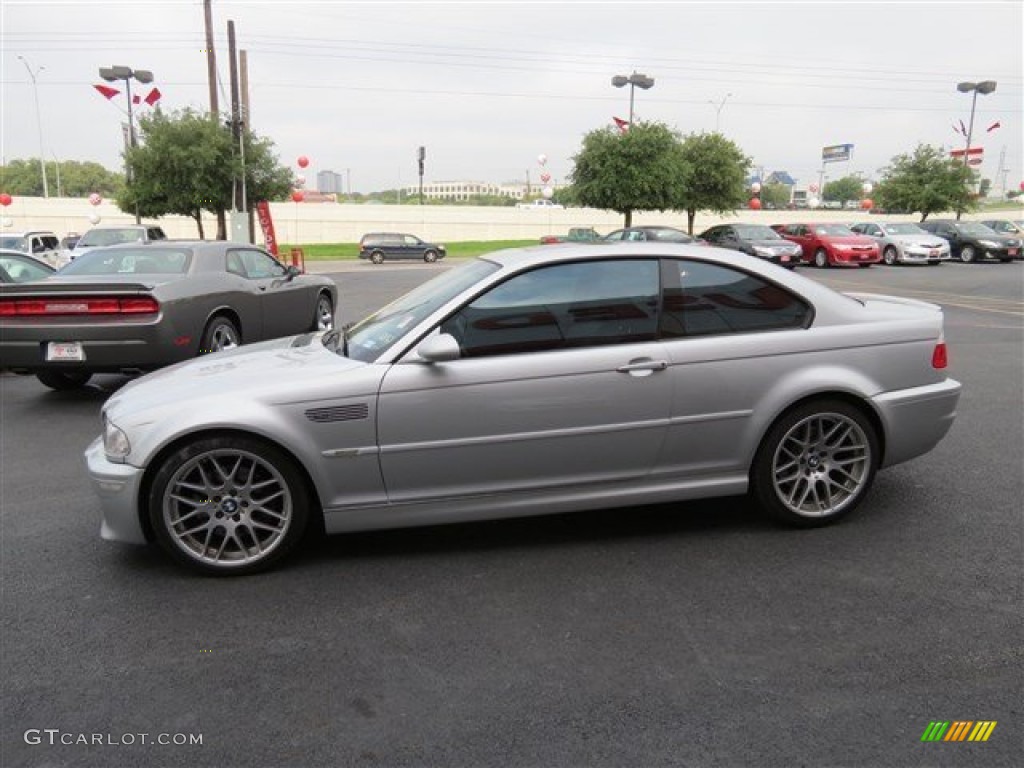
[[2, 259, 1021, 768]]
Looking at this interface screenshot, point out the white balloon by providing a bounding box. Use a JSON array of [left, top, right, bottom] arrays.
[[542, 186, 554, 199], [807, 197, 821, 209], [537, 154, 548, 166], [750, 182, 762, 194], [296, 175, 306, 187], [88, 213, 101, 225], [1, 217, 13, 228], [862, 182, 873, 194]]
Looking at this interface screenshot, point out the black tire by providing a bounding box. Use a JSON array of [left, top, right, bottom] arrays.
[[750, 399, 879, 527], [36, 370, 92, 391], [883, 246, 898, 266], [199, 316, 240, 355], [927, 261, 941, 266], [814, 248, 830, 268], [959, 245, 976, 264], [147, 435, 311, 575], [423, 250, 438, 263], [312, 293, 334, 332], [858, 263, 872, 268], [370, 251, 385, 265]]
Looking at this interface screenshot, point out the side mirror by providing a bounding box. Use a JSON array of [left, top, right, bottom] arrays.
[[285, 265, 301, 280], [416, 334, 461, 363]]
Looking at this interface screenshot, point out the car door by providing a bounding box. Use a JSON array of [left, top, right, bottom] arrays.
[[233, 248, 311, 339], [376, 258, 673, 502], [655, 258, 813, 478]]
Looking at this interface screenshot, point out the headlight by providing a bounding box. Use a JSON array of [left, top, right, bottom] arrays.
[[978, 240, 999, 248], [103, 417, 131, 461], [753, 246, 773, 256]]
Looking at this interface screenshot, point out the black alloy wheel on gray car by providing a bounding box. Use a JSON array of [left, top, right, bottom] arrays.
[[750, 399, 879, 527], [312, 293, 334, 332], [959, 245, 976, 263], [199, 316, 240, 354], [35, 370, 93, 391], [423, 250, 438, 263], [147, 435, 311, 575], [814, 248, 830, 268], [370, 251, 385, 265], [883, 246, 898, 266]]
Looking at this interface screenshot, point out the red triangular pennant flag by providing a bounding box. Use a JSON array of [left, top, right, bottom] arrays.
[[93, 84, 120, 100], [132, 94, 141, 105], [613, 116, 630, 133], [986, 121, 1001, 133], [144, 87, 162, 106]]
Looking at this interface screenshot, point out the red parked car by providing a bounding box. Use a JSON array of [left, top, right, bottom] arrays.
[[772, 223, 881, 268]]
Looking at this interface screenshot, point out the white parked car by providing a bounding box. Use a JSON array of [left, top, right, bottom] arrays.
[[0, 231, 61, 267], [849, 222, 952, 265]]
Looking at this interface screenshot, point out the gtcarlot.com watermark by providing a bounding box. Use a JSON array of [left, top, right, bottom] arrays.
[[24, 729, 202, 747]]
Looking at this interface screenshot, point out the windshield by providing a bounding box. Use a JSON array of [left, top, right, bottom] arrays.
[[881, 223, 926, 235], [734, 225, 781, 240], [813, 224, 856, 236], [77, 228, 146, 248], [645, 228, 692, 243], [59, 247, 192, 275], [957, 222, 998, 236], [342, 259, 500, 362], [0, 236, 29, 252]]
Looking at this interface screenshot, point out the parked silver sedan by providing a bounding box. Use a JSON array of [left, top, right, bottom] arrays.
[[87, 244, 961, 575], [849, 221, 951, 265]]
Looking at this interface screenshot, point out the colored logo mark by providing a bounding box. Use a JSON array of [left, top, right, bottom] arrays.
[[921, 721, 997, 742]]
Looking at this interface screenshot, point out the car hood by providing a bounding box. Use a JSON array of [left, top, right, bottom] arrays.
[[104, 333, 369, 423], [887, 234, 948, 247], [747, 239, 800, 249], [821, 235, 876, 245]]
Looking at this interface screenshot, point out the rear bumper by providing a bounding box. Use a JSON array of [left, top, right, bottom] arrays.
[[872, 378, 961, 468], [85, 437, 148, 545]]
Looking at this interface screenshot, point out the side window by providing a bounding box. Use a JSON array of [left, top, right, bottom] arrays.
[[604, 230, 624, 241], [662, 260, 810, 338], [147, 228, 166, 241], [237, 249, 286, 279], [625, 230, 646, 242], [440, 259, 660, 358], [226, 251, 246, 276], [42, 236, 59, 249]]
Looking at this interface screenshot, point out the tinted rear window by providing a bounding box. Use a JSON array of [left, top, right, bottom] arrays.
[[60, 247, 192, 275]]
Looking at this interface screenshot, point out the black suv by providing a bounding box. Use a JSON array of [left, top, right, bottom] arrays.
[[358, 233, 446, 264], [917, 220, 1021, 263]]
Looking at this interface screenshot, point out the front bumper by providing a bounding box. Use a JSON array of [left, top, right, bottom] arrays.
[[85, 437, 148, 545], [899, 246, 950, 263], [872, 378, 961, 468], [832, 249, 881, 266]]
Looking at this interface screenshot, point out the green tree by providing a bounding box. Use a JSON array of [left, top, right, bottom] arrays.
[[119, 108, 292, 238], [760, 182, 791, 209], [823, 175, 863, 204], [873, 144, 977, 221], [0, 158, 123, 197], [569, 122, 686, 227], [676, 132, 750, 234]]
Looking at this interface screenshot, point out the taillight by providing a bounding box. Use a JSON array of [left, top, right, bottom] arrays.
[[932, 341, 948, 369], [0, 296, 159, 317]]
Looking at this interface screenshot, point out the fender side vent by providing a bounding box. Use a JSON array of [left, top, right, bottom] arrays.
[[305, 404, 369, 423]]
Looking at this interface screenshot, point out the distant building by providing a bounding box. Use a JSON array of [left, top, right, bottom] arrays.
[[404, 179, 567, 201], [317, 171, 344, 195]]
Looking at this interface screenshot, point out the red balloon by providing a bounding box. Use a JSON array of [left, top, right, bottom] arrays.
[[297, 156, 309, 169], [0, 193, 11, 207], [1019, 181, 1024, 192], [291, 190, 305, 203], [748, 198, 762, 210], [860, 198, 874, 209], [88, 193, 102, 206]]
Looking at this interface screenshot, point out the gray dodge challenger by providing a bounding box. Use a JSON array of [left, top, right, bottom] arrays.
[[86, 243, 961, 575], [0, 241, 337, 390]]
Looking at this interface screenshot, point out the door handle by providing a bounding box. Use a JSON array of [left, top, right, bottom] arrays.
[[616, 359, 668, 375]]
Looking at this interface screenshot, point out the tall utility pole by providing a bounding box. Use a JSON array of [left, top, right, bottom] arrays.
[[204, 0, 226, 238], [240, 49, 254, 240], [228, 20, 242, 213], [17, 56, 49, 198]]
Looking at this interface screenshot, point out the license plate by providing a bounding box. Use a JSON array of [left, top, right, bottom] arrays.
[[930, 250, 939, 257], [1009, 248, 1019, 256], [781, 255, 790, 262], [46, 342, 84, 361]]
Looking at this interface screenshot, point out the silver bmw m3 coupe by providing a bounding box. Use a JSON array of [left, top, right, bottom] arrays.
[[86, 243, 961, 575]]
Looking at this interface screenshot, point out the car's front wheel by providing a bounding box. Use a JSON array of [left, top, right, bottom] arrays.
[[370, 251, 385, 265], [423, 250, 438, 263], [200, 316, 240, 354], [312, 293, 334, 332], [883, 246, 898, 266], [751, 400, 879, 527], [36, 370, 92, 391], [959, 245, 976, 263], [814, 248, 830, 268], [147, 436, 311, 575]]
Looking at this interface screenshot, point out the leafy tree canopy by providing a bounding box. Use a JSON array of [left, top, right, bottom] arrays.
[[676, 132, 750, 234], [118, 108, 293, 238], [760, 182, 791, 209], [569, 122, 686, 226], [873, 144, 977, 221], [0, 158, 123, 197], [823, 175, 864, 203]]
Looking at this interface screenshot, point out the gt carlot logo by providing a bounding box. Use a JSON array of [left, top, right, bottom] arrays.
[[921, 721, 997, 742]]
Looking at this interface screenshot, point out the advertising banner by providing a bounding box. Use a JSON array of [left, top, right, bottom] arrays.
[[255, 201, 278, 256], [822, 144, 854, 163]]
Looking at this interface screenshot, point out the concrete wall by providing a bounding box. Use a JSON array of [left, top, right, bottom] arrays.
[[2, 196, 1019, 245]]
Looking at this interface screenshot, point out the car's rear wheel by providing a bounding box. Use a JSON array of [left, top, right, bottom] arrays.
[[370, 251, 385, 265], [312, 293, 334, 331], [423, 250, 438, 263], [814, 248, 830, 268], [751, 400, 879, 527], [200, 316, 240, 354], [36, 370, 92, 391], [883, 246, 898, 265], [959, 245, 976, 263], [147, 436, 310, 575]]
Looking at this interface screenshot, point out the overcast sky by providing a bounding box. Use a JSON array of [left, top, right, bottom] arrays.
[[2, 0, 1022, 194]]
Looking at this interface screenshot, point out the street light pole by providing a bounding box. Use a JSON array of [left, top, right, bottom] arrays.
[[18, 56, 49, 198], [611, 72, 655, 126], [709, 93, 732, 132], [100, 65, 154, 225], [955, 80, 996, 219]]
